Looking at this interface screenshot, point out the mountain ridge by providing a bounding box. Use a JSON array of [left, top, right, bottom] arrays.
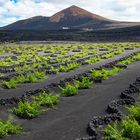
[[1, 5, 140, 30]]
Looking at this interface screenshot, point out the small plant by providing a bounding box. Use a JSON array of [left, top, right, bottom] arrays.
[[12, 101, 41, 119], [2, 79, 17, 89], [58, 62, 81, 72], [102, 49, 125, 59], [0, 115, 22, 137], [15, 64, 31, 72], [85, 56, 101, 64], [33, 71, 46, 79], [104, 115, 140, 140], [75, 77, 93, 89], [114, 49, 125, 55], [16, 74, 38, 83], [128, 105, 140, 124], [27, 74, 38, 83], [60, 83, 78, 96], [102, 53, 114, 59], [122, 119, 140, 139], [59, 65, 66, 72], [33, 92, 60, 107], [16, 74, 27, 83], [104, 67, 122, 77], [91, 67, 121, 80], [66, 62, 81, 71], [91, 69, 108, 80], [2, 71, 46, 89], [118, 52, 140, 65], [104, 121, 127, 140], [49, 66, 58, 74], [118, 59, 133, 65]]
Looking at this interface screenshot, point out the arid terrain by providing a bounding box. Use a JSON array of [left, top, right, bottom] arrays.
[[0, 42, 140, 140]]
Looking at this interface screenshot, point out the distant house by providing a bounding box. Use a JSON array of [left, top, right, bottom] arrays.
[[82, 28, 93, 31], [62, 27, 70, 30]]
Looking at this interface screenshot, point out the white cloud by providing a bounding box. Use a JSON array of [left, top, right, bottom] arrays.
[[0, 0, 59, 26], [0, 0, 140, 26], [1, 0, 58, 17], [0, 15, 17, 26]]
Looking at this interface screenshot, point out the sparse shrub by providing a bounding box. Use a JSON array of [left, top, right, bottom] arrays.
[[66, 62, 81, 71], [33, 71, 46, 79], [2, 79, 17, 89], [128, 105, 140, 124], [104, 107, 140, 140], [60, 83, 78, 96], [91, 67, 121, 80], [75, 77, 92, 89], [105, 67, 122, 77], [12, 101, 41, 119], [0, 115, 22, 137], [92, 69, 108, 80], [27, 74, 38, 83], [122, 119, 140, 139], [85, 56, 101, 64], [59, 65, 66, 72], [2, 71, 46, 89], [33, 92, 60, 107], [104, 121, 127, 140]]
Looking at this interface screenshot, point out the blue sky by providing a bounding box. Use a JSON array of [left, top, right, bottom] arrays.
[[0, 0, 140, 27]]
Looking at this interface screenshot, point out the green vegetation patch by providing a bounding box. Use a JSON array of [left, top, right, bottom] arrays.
[[33, 93, 60, 107], [60, 83, 78, 96], [74, 77, 93, 89], [104, 103, 140, 140], [12, 101, 42, 119], [0, 115, 22, 138]]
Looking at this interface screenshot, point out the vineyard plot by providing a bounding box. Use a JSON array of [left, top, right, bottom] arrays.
[[0, 42, 140, 140]]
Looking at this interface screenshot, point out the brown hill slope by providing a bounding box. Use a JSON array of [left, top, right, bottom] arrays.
[[0, 5, 113, 30], [0, 5, 140, 30]]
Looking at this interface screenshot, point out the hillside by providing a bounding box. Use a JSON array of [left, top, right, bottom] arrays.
[[0, 5, 140, 42], [0, 5, 114, 30]]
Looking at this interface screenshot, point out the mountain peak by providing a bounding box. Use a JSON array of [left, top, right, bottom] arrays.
[[49, 5, 96, 22], [1, 5, 113, 30], [63, 5, 89, 14], [67, 5, 82, 10], [49, 5, 110, 23], [70, 5, 78, 7]]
